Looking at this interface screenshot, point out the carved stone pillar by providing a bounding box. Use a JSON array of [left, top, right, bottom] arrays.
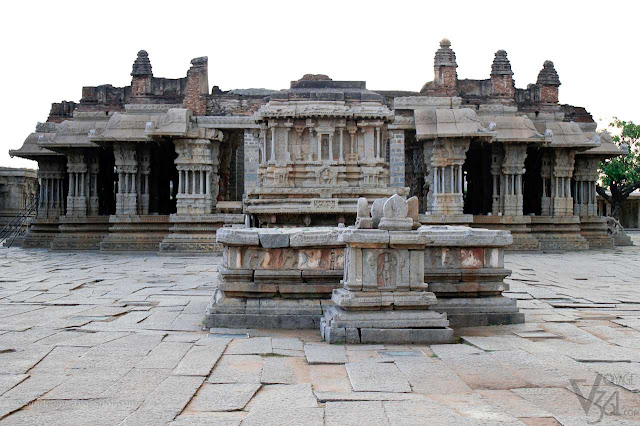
[[424, 138, 470, 215], [174, 137, 218, 215], [573, 156, 600, 217], [552, 149, 575, 217], [501, 144, 527, 216], [389, 130, 405, 187], [490, 144, 504, 215], [540, 151, 553, 216], [36, 158, 66, 219], [87, 153, 100, 216], [138, 147, 151, 215], [66, 152, 88, 217], [114, 143, 138, 216]]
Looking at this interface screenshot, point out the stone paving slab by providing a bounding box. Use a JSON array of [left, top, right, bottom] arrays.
[[0, 238, 640, 424], [345, 361, 412, 393]]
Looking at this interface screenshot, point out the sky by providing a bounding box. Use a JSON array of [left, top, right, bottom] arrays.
[[1, 0, 638, 169]]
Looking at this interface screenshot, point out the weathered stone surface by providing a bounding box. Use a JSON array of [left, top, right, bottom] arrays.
[[188, 383, 261, 411], [325, 401, 388, 426], [121, 375, 205, 425], [304, 343, 347, 364], [345, 361, 411, 393], [208, 355, 264, 384], [173, 343, 227, 376]]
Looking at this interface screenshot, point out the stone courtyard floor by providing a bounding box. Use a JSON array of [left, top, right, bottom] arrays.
[[0, 236, 640, 425]]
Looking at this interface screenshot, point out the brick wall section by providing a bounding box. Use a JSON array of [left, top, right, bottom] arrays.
[[131, 76, 150, 97], [184, 72, 207, 115], [243, 129, 259, 197], [491, 75, 515, 97], [184, 58, 208, 116], [540, 85, 559, 103], [389, 130, 405, 187]]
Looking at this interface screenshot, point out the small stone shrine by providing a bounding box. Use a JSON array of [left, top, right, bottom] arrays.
[[210, 194, 518, 341], [320, 195, 454, 344]]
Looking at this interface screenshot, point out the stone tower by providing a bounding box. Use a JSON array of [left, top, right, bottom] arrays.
[[490, 50, 515, 97], [537, 60, 561, 103], [433, 38, 458, 95], [131, 50, 153, 97]]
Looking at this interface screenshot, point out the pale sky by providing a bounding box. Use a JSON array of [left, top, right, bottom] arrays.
[[2, 0, 638, 169]]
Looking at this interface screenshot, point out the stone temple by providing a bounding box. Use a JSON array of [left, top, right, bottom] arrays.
[[9, 39, 623, 252]]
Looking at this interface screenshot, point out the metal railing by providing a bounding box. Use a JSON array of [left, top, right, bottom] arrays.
[[0, 194, 39, 248]]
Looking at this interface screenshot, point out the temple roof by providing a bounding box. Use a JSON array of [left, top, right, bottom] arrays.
[[477, 115, 546, 143], [268, 78, 385, 103], [9, 123, 62, 159], [90, 104, 180, 143], [536, 121, 597, 148], [414, 108, 494, 139], [579, 131, 625, 156], [42, 112, 111, 149]]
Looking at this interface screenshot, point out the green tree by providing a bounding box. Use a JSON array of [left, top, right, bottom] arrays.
[[596, 118, 640, 220]]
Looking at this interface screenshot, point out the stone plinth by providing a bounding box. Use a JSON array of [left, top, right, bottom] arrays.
[[419, 225, 523, 327], [21, 218, 61, 249], [529, 216, 589, 251], [471, 215, 540, 251], [578, 216, 614, 249], [205, 227, 346, 329], [159, 213, 245, 254], [51, 216, 111, 250], [321, 195, 454, 344], [99, 215, 170, 251]]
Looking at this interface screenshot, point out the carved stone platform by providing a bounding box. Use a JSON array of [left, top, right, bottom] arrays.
[[321, 196, 454, 344], [159, 214, 245, 254], [471, 215, 540, 251], [205, 227, 345, 329], [578, 215, 614, 249], [21, 218, 61, 249], [51, 216, 111, 250], [529, 216, 589, 251], [99, 215, 170, 252]]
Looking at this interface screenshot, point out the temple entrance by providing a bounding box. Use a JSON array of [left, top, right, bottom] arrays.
[[149, 141, 177, 215], [463, 142, 493, 215], [219, 131, 244, 202], [404, 132, 427, 213], [98, 149, 115, 216], [523, 146, 542, 215]]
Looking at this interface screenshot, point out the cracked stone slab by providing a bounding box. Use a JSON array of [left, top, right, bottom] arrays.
[[187, 383, 261, 412], [137, 341, 192, 369], [225, 337, 272, 355], [395, 359, 472, 394], [325, 401, 388, 426], [121, 375, 205, 425], [173, 343, 228, 376], [0, 374, 29, 397], [260, 356, 310, 385], [169, 412, 246, 426], [207, 355, 264, 384], [304, 344, 347, 364], [345, 362, 411, 393]]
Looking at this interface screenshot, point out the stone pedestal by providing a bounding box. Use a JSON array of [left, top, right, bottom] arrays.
[[321, 195, 454, 344], [205, 227, 346, 329]]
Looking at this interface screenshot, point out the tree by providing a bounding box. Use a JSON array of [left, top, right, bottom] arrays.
[[597, 118, 640, 220]]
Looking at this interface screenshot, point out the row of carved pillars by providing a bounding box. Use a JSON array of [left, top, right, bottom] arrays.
[[177, 169, 211, 196], [259, 126, 384, 164], [38, 175, 64, 218]]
